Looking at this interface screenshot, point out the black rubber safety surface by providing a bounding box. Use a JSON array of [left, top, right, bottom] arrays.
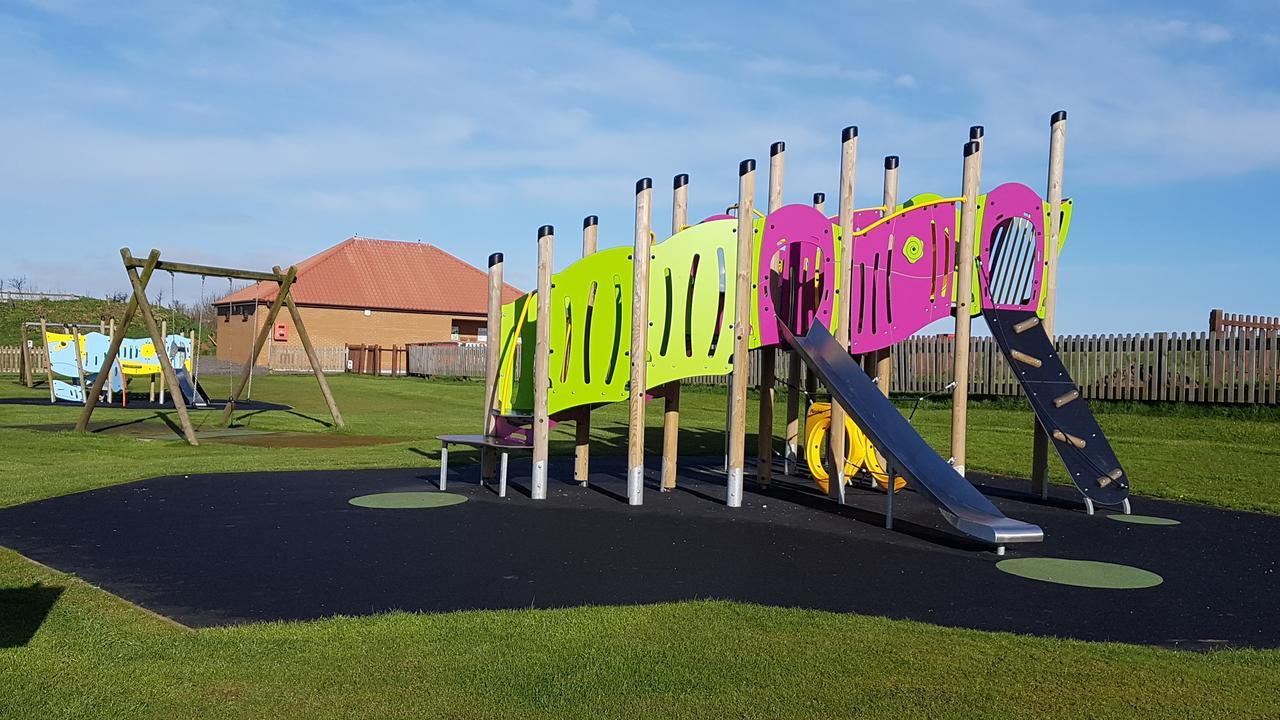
[[1, 457, 1276, 649], [0, 397, 292, 411]]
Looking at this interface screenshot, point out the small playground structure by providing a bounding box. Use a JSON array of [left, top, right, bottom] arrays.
[[440, 111, 1131, 551], [24, 318, 201, 406], [70, 249, 345, 445]]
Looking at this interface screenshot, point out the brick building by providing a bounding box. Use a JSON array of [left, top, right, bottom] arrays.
[[212, 236, 522, 366]]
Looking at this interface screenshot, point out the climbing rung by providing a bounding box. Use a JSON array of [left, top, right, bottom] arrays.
[[1051, 429, 1087, 449], [1053, 390, 1079, 408], [1013, 316, 1041, 334], [1010, 349, 1043, 368]]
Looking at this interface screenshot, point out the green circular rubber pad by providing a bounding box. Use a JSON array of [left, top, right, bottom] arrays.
[[1108, 514, 1181, 526], [996, 558, 1163, 589], [349, 492, 468, 509]]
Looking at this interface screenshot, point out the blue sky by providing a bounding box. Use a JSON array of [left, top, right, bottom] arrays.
[[2, 0, 1278, 333]]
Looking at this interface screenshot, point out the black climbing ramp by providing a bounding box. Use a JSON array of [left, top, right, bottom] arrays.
[[984, 308, 1129, 508]]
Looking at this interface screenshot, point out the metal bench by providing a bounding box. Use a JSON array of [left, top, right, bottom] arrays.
[[435, 434, 532, 498]]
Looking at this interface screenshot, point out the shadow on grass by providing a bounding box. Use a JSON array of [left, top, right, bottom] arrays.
[[0, 583, 63, 648]]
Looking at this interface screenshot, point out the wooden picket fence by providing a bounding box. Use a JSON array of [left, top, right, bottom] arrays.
[[407, 343, 486, 378], [398, 329, 1280, 405], [892, 330, 1279, 404], [0, 346, 44, 375], [267, 345, 347, 374]]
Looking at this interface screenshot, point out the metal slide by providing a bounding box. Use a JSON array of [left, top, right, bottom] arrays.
[[174, 367, 209, 407], [782, 322, 1044, 546], [984, 308, 1130, 510]]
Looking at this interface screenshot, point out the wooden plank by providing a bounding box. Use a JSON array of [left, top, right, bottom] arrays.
[[727, 158, 758, 508], [281, 278, 344, 428], [757, 141, 784, 486], [574, 215, 597, 486], [664, 175, 687, 490], [221, 268, 296, 425], [627, 178, 654, 505], [951, 138, 981, 475], [69, 325, 87, 405], [124, 257, 282, 282], [531, 225, 555, 500]]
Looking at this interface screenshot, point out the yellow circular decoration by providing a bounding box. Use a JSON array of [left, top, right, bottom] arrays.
[[903, 235, 924, 263]]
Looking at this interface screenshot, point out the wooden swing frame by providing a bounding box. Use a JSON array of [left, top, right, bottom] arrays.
[[74, 248, 344, 445]]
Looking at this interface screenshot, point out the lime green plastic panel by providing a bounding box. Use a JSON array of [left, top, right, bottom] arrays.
[[646, 219, 738, 387], [499, 222, 740, 417]]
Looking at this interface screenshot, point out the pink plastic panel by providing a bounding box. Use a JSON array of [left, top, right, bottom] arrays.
[[755, 204, 838, 347], [829, 208, 887, 232], [848, 202, 956, 354], [977, 183, 1045, 312]]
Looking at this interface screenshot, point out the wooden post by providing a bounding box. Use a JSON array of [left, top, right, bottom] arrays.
[[661, 174, 688, 491], [574, 216, 599, 486], [19, 323, 32, 388], [950, 137, 983, 476], [107, 318, 118, 404], [158, 319, 168, 405], [121, 251, 199, 445], [627, 178, 654, 506], [482, 252, 506, 480], [70, 325, 87, 404], [804, 192, 825, 402], [1030, 112, 1066, 497], [281, 276, 344, 428], [830, 127, 858, 503], [727, 159, 757, 508], [531, 225, 555, 501], [39, 318, 55, 402], [758, 141, 784, 486], [872, 155, 899, 397], [219, 267, 297, 425]]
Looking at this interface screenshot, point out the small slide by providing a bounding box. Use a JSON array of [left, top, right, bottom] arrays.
[[173, 367, 209, 407], [984, 308, 1129, 508], [783, 322, 1043, 546]]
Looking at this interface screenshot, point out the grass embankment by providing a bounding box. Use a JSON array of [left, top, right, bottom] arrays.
[[0, 298, 201, 345], [1, 374, 1279, 719]]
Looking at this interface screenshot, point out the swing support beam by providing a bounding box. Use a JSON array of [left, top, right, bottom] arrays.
[[75, 248, 344, 446]]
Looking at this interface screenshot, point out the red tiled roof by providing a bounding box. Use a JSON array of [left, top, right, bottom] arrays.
[[213, 237, 523, 314]]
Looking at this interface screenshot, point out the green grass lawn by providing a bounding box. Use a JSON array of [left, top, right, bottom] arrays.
[[2, 373, 1279, 718]]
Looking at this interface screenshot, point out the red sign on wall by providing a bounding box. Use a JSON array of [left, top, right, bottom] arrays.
[[273, 323, 288, 342]]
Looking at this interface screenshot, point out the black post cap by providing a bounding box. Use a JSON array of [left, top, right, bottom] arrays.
[[739, 158, 756, 175], [636, 177, 652, 192], [538, 225, 554, 238], [964, 141, 980, 157], [488, 252, 504, 267], [770, 141, 785, 156], [1051, 110, 1067, 123], [969, 125, 984, 140], [842, 126, 858, 141], [673, 173, 688, 189], [813, 192, 825, 204], [884, 155, 899, 170], [583, 215, 598, 229]]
